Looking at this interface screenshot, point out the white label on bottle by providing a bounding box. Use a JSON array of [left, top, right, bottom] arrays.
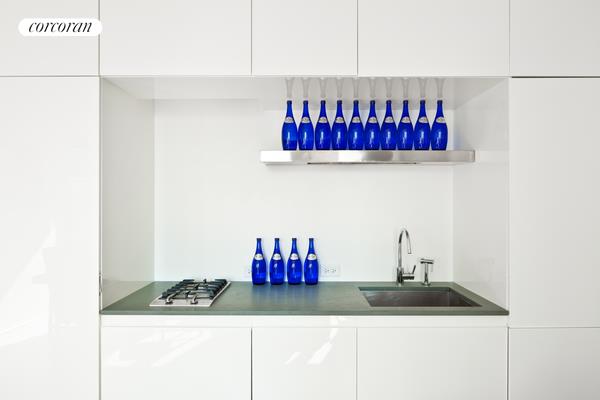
[[367, 116, 378, 123], [290, 253, 299, 261], [401, 116, 411, 123], [272, 254, 282, 261], [318, 116, 328, 123], [384, 116, 394, 123], [418, 116, 429, 123], [307, 254, 317, 261], [435, 117, 446, 123], [334, 117, 345, 123], [254, 254, 264, 261], [301, 117, 311, 123], [351, 116, 361, 123], [284, 116, 294, 123]]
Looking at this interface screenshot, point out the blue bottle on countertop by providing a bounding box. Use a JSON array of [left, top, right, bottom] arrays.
[[315, 100, 332, 150], [298, 100, 314, 150], [364, 100, 380, 150], [380, 100, 397, 150], [252, 238, 267, 285], [331, 100, 348, 150], [348, 100, 364, 150], [430, 100, 448, 150], [287, 238, 302, 284], [281, 100, 298, 150], [269, 238, 285, 285], [304, 238, 319, 285], [414, 99, 430, 150], [397, 99, 414, 150]]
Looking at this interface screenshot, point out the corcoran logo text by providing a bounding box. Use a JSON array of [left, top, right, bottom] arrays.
[[19, 18, 102, 37]]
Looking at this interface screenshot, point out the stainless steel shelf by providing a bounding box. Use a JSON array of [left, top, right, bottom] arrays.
[[260, 150, 475, 165]]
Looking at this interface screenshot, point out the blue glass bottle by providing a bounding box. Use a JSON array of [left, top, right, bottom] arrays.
[[281, 100, 297, 150], [315, 100, 332, 150], [380, 100, 397, 150], [287, 238, 302, 284], [331, 100, 348, 150], [430, 100, 448, 150], [348, 100, 364, 150], [269, 238, 285, 285], [397, 100, 414, 150], [252, 238, 267, 285], [413, 100, 430, 150], [298, 100, 314, 150], [364, 100, 380, 150], [304, 238, 319, 285]]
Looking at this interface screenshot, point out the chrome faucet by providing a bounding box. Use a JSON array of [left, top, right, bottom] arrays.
[[397, 228, 415, 285], [420, 258, 434, 286]]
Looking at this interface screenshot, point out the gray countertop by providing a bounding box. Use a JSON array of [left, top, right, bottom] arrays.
[[101, 281, 508, 316]]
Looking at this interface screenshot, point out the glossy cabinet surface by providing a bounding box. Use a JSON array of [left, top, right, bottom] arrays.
[[102, 327, 251, 400], [510, 328, 600, 400], [252, 0, 357, 76], [510, 79, 600, 327], [0, 0, 98, 76], [358, 327, 507, 400], [100, 0, 251, 75], [511, 0, 600, 76], [252, 327, 356, 400], [0, 77, 99, 398], [358, 0, 508, 76]]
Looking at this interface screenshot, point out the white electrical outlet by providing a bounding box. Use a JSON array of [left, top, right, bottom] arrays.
[[321, 265, 341, 278]]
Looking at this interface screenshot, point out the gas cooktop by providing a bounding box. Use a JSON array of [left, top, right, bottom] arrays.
[[149, 279, 230, 307]]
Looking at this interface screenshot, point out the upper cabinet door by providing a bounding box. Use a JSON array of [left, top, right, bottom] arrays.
[[0, 0, 98, 75], [511, 1, 600, 76], [100, 0, 251, 75], [358, 0, 509, 77], [252, 0, 357, 76]]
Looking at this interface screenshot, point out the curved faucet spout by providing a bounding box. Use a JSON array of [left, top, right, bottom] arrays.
[[397, 228, 414, 285]]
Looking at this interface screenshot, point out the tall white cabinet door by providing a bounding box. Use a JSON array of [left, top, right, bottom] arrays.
[[253, 328, 356, 400], [102, 327, 251, 400], [358, 328, 507, 400], [252, 0, 357, 76], [358, 0, 508, 77], [509, 79, 600, 327], [0, 78, 99, 398], [100, 0, 251, 75], [511, 1, 600, 76], [0, 0, 98, 75], [510, 328, 600, 400]]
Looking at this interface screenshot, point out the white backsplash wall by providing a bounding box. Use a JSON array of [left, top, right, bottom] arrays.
[[154, 99, 453, 282]]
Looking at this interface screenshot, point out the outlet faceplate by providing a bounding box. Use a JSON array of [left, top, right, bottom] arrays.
[[321, 265, 341, 278]]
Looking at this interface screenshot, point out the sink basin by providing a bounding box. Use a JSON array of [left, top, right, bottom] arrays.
[[360, 287, 480, 307]]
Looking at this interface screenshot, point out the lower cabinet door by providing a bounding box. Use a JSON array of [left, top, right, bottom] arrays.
[[358, 327, 507, 400], [102, 327, 251, 400], [252, 327, 356, 400]]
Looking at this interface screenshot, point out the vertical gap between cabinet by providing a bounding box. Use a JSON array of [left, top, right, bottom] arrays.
[[250, 328, 253, 400], [506, 328, 510, 400], [356, 0, 359, 76], [250, 0, 253, 75], [355, 328, 358, 400]]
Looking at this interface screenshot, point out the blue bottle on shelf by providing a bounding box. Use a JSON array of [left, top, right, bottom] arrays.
[[431, 100, 448, 150], [298, 100, 314, 150], [380, 100, 397, 150], [315, 100, 332, 150], [287, 238, 302, 284], [269, 238, 285, 285], [397, 99, 414, 150], [414, 100, 431, 150], [252, 238, 267, 285], [364, 100, 380, 150], [281, 100, 298, 150], [304, 238, 319, 285], [331, 100, 348, 150], [348, 100, 364, 150]]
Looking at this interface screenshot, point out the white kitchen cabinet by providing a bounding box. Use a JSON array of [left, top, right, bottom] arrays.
[[100, 0, 251, 75], [252, 327, 356, 400], [509, 79, 600, 327], [511, 0, 600, 76], [358, 327, 507, 400], [252, 0, 357, 76], [0, 78, 99, 398], [510, 328, 600, 400], [102, 327, 251, 400], [0, 0, 98, 75], [358, 0, 508, 77]]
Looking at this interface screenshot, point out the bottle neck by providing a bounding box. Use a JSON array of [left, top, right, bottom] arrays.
[[255, 239, 262, 253], [302, 100, 309, 116], [273, 238, 280, 253], [285, 100, 293, 117], [368, 100, 376, 116], [402, 100, 410, 116], [336, 100, 343, 116], [319, 100, 326, 116], [352, 100, 360, 116], [291, 238, 298, 253], [308, 239, 315, 254], [436, 99, 444, 116], [419, 99, 427, 115], [385, 100, 393, 116]]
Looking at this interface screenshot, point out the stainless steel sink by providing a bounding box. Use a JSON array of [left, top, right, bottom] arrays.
[[360, 287, 480, 307]]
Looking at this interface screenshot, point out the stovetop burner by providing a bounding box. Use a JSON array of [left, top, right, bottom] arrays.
[[149, 279, 230, 307]]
